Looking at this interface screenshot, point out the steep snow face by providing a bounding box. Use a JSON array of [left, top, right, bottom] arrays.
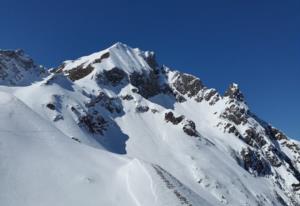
[[1, 43, 300, 206], [0, 49, 47, 86], [0, 91, 215, 206]]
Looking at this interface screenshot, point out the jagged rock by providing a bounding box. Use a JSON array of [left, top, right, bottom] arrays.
[[46, 103, 56, 110], [224, 123, 241, 137], [96, 67, 127, 86], [86, 92, 122, 113], [194, 95, 204, 103], [266, 126, 288, 141], [79, 114, 108, 135], [244, 128, 267, 147], [66, 64, 94, 81], [204, 89, 217, 102], [175, 93, 187, 103], [92, 52, 110, 64], [135, 105, 149, 113], [141, 51, 158, 70], [183, 120, 199, 137], [220, 104, 248, 125], [240, 147, 271, 176], [292, 183, 300, 191], [121, 94, 134, 101], [0, 49, 47, 85], [165, 112, 184, 125], [224, 83, 244, 102], [265, 146, 282, 167], [172, 72, 204, 97], [129, 70, 161, 98]]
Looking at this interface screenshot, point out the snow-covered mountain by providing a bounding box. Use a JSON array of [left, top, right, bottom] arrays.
[[1, 42, 299, 206]]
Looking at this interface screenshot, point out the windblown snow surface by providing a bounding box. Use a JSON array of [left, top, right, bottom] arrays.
[[0, 43, 300, 206]]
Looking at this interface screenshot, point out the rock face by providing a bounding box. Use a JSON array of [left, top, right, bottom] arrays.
[[97, 67, 127, 86], [129, 70, 161, 98], [0, 49, 47, 85], [1, 43, 300, 206], [224, 83, 244, 102], [172, 72, 204, 97], [240, 147, 271, 176], [164, 112, 185, 125], [182, 120, 199, 137], [66, 64, 94, 81]]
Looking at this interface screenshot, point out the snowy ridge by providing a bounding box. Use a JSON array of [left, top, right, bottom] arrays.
[[0, 43, 300, 206], [0, 49, 47, 86]]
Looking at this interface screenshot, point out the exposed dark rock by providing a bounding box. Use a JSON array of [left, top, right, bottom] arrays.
[[265, 125, 288, 141], [275, 192, 289, 206], [66, 64, 94, 81], [225, 123, 241, 137], [46, 103, 56, 110], [142, 51, 158, 70], [79, 114, 108, 135], [53, 114, 64, 122], [93, 52, 110, 64], [151, 108, 159, 114], [224, 83, 244, 102], [220, 104, 248, 125], [194, 95, 204, 103], [96, 67, 127, 86], [129, 70, 161, 98], [292, 183, 300, 191], [135, 105, 149, 113], [71, 137, 81, 143], [165, 112, 185, 125], [172, 72, 204, 97], [244, 128, 267, 147], [175, 93, 187, 103], [265, 146, 282, 167], [204, 89, 217, 102], [183, 120, 199, 137], [86, 92, 122, 113], [121, 94, 134, 101], [240, 147, 271, 176]]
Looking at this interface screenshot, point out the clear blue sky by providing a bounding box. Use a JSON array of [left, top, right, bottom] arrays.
[[1, 0, 299, 139]]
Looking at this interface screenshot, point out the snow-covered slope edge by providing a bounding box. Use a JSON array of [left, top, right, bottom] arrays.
[[0, 91, 215, 206], [0, 43, 299, 206]]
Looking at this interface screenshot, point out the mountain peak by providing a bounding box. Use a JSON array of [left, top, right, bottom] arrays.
[[224, 82, 245, 101], [0, 49, 47, 86], [58, 43, 159, 82]]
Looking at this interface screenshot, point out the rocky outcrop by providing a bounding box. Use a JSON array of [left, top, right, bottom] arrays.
[[224, 83, 244, 102], [165, 112, 185, 125], [0, 49, 47, 85], [96, 67, 127, 86], [243, 128, 267, 148], [135, 105, 149, 113], [172, 72, 204, 97], [92, 52, 110, 64], [86, 92, 122, 113], [240, 147, 271, 176], [129, 70, 162, 98], [266, 126, 288, 141], [183, 120, 199, 137], [220, 104, 248, 125], [66, 64, 94, 81], [141, 51, 158, 70], [79, 114, 108, 135]]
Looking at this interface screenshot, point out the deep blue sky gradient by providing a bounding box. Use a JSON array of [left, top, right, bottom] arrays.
[[0, 0, 299, 139]]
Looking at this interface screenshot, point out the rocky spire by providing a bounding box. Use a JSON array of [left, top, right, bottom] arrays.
[[224, 83, 245, 102]]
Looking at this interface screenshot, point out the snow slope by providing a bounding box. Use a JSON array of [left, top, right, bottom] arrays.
[[0, 43, 300, 206]]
